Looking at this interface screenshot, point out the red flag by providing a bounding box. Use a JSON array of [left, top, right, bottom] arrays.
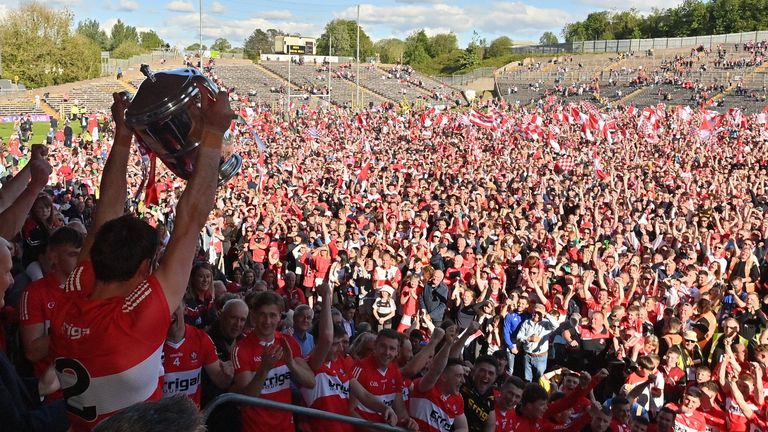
[[469, 110, 495, 129], [357, 160, 371, 181], [144, 154, 159, 206]]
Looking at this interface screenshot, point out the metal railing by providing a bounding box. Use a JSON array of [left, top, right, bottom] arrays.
[[203, 393, 410, 432]]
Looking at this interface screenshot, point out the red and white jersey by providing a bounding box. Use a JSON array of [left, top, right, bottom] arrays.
[[162, 324, 218, 406], [233, 331, 302, 432], [352, 355, 404, 423], [301, 356, 353, 432], [49, 261, 170, 432], [19, 273, 63, 377], [666, 404, 707, 432], [725, 396, 760, 432], [495, 407, 517, 432], [408, 379, 464, 432]]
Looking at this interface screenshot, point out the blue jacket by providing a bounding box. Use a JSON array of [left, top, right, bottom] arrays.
[[503, 311, 530, 350]]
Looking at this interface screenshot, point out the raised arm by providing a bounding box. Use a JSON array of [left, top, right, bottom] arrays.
[[308, 283, 333, 371], [154, 90, 231, 313], [401, 327, 445, 378], [79, 95, 133, 262], [416, 334, 455, 393], [0, 154, 51, 240]]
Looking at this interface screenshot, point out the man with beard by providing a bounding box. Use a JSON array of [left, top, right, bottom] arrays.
[[460, 355, 498, 432]]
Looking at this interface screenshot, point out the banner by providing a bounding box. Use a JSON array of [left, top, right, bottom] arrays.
[[0, 115, 50, 123]]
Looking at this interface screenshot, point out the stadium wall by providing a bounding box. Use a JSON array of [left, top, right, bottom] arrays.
[[513, 29, 768, 54]]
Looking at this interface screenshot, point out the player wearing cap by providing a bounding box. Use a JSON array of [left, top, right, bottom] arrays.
[[302, 283, 398, 432], [231, 291, 316, 432], [162, 304, 234, 406], [49, 91, 232, 432], [408, 329, 469, 432], [351, 328, 420, 431]]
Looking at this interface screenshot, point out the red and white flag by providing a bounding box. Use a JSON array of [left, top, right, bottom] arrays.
[[469, 109, 495, 129]]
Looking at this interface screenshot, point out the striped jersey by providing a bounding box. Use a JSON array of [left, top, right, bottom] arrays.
[[162, 324, 219, 406], [409, 378, 464, 432], [352, 355, 403, 423], [49, 261, 170, 432], [19, 273, 63, 378], [232, 331, 301, 432], [301, 356, 354, 432]]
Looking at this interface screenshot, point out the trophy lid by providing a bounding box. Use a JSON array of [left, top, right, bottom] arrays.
[[125, 65, 215, 127]]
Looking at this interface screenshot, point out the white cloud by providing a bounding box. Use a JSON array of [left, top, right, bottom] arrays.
[[257, 10, 293, 20], [209, 1, 225, 13], [578, 0, 685, 13], [337, 1, 571, 41], [102, 17, 120, 34], [162, 13, 322, 47], [167, 0, 195, 12], [116, 0, 138, 11]]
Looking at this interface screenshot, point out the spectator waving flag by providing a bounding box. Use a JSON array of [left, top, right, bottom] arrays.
[[468, 109, 495, 129]]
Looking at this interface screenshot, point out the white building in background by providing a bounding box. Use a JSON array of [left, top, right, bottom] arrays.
[[274, 36, 317, 55]]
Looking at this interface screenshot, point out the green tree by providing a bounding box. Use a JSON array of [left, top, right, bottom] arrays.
[[427, 33, 458, 58], [76, 19, 110, 51], [460, 31, 485, 67], [610, 10, 642, 39], [583, 11, 614, 40], [244, 29, 273, 59], [374, 38, 405, 63], [317, 19, 373, 59], [139, 30, 165, 50], [110, 19, 139, 50], [0, 1, 100, 87], [539, 32, 559, 45], [403, 30, 431, 65], [185, 43, 207, 52], [563, 21, 588, 42], [487, 36, 513, 57], [210, 38, 231, 52], [112, 40, 147, 59]]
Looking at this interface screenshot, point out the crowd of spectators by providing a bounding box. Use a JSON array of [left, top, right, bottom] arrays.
[[2, 62, 768, 432]]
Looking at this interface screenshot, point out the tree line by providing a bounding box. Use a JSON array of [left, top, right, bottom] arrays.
[[562, 0, 768, 42], [243, 20, 529, 76]]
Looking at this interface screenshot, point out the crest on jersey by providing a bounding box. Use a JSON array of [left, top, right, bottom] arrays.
[[191, 351, 198, 360]]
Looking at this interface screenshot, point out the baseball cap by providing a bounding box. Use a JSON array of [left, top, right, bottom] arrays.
[[683, 330, 698, 342]]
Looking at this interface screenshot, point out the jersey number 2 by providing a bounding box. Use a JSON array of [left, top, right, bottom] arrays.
[[55, 358, 98, 421]]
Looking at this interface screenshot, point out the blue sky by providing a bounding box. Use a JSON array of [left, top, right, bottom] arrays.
[[1, 0, 684, 48]]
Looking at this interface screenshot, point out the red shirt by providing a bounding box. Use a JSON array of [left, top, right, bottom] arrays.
[[725, 396, 760, 432], [666, 403, 707, 432], [162, 324, 219, 406], [408, 379, 464, 432], [301, 356, 354, 432], [232, 332, 301, 432], [49, 261, 170, 432], [19, 273, 63, 378], [699, 403, 727, 432], [352, 355, 404, 423], [495, 406, 516, 432]]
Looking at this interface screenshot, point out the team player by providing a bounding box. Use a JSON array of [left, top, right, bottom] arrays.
[[49, 90, 231, 431], [162, 304, 234, 406], [408, 328, 469, 432], [490, 376, 525, 432], [352, 328, 419, 431], [665, 387, 707, 432], [231, 291, 316, 432], [20, 226, 83, 380], [302, 283, 398, 432]]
